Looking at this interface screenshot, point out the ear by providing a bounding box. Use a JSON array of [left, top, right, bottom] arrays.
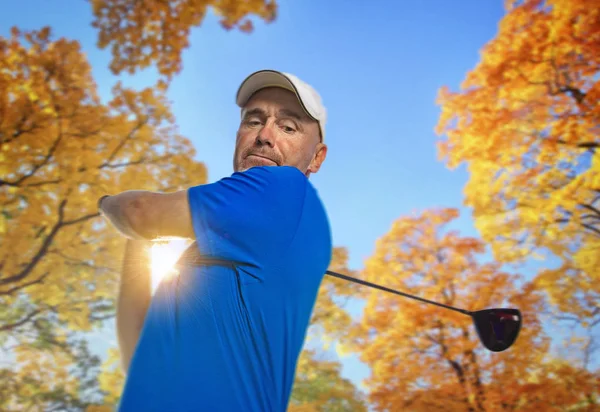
[[307, 143, 327, 174]]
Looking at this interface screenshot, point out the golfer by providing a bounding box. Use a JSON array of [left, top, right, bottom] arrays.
[[98, 70, 332, 411]]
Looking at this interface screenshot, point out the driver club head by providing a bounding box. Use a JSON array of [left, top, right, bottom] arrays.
[[471, 308, 522, 352]]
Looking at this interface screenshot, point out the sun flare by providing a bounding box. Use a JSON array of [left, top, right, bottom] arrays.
[[150, 239, 191, 293]]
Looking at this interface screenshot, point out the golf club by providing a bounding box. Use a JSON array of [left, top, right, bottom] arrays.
[[325, 270, 522, 352], [175, 243, 522, 353]]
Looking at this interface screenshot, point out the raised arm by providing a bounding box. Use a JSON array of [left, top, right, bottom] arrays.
[[98, 190, 195, 240], [116, 239, 153, 374], [98, 189, 194, 373]]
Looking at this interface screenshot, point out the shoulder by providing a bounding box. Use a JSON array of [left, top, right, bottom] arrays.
[[185, 166, 312, 217], [220, 166, 308, 196], [186, 166, 310, 215], [184, 166, 314, 265], [236, 165, 307, 185]]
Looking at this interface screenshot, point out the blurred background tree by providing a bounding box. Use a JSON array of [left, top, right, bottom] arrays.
[[435, 0, 600, 365], [88, 0, 277, 85], [0, 26, 206, 410], [287, 349, 368, 412], [348, 208, 598, 411]]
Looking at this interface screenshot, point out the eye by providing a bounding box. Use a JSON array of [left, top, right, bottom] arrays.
[[279, 122, 297, 134], [245, 118, 263, 127]]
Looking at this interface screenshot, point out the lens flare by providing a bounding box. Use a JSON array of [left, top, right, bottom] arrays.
[[150, 239, 191, 293]]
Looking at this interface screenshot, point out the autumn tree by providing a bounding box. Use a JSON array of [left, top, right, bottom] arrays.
[[435, 0, 600, 361], [351, 208, 599, 411], [88, 0, 277, 83], [0, 339, 105, 411], [288, 349, 368, 412], [307, 246, 363, 348], [0, 26, 206, 410], [287, 246, 367, 410]]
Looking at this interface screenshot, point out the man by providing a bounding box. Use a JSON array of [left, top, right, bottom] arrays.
[[98, 70, 332, 411]]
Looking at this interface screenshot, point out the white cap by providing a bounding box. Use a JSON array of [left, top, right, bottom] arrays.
[[235, 70, 327, 142]]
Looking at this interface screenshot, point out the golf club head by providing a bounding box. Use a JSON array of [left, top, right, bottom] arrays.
[[472, 308, 521, 352]]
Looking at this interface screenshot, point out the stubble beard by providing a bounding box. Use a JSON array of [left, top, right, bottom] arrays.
[[234, 145, 283, 172]]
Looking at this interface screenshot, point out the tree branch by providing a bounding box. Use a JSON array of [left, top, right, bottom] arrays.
[[0, 309, 41, 332], [0, 198, 99, 288], [556, 140, 599, 150], [0, 272, 49, 296], [101, 118, 147, 167], [0, 109, 64, 188], [0, 103, 41, 145], [63, 212, 100, 227], [581, 203, 600, 217], [0, 199, 68, 286], [581, 222, 600, 237], [431, 321, 476, 412], [23, 179, 63, 188], [89, 312, 115, 322]]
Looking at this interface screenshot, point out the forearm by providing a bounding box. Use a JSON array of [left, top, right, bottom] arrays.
[[116, 239, 153, 374]]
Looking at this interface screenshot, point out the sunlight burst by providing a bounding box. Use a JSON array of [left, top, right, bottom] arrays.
[[150, 239, 191, 294]]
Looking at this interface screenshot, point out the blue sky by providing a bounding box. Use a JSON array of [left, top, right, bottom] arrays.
[[2, 0, 528, 395]]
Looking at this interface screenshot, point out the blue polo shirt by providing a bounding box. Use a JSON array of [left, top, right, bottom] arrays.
[[117, 166, 332, 411]]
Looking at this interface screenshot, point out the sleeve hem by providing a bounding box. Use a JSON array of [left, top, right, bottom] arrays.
[[186, 186, 214, 257]]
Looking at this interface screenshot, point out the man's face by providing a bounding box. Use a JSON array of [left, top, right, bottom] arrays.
[[233, 87, 327, 176]]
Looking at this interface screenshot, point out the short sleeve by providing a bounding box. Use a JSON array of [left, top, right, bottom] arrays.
[[186, 166, 307, 269]]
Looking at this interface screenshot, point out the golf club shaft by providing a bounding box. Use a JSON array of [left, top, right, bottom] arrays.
[[325, 270, 472, 316], [176, 243, 473, 317]]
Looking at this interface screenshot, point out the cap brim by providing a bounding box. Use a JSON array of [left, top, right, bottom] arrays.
[[235, 70, 317, 122]]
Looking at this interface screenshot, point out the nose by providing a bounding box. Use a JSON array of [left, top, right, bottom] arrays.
[[256, 121, 277, 147]]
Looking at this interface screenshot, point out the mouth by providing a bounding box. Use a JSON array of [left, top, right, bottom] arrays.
[[246, 154, 278, 165]]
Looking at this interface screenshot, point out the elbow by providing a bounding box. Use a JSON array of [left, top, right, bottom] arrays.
[[124, 194, 156, 239], [100, 191, 155, 240], [124, 198, 148, 236]]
